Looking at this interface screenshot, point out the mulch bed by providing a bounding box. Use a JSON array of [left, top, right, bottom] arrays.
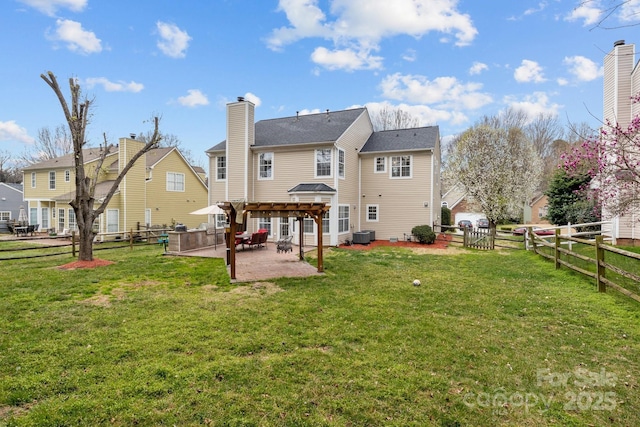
[[58, 259, 115, 270], [339, 233, 452, 250]]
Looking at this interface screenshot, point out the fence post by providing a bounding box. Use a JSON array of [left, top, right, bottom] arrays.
[[130, 228, 134, 250], [596, 235, 606, 293], [72, 231, 76, 257], [463, 227, 468, 248], [554, 228, 560, 269], [567, 222, 573, 251], [528, 227, 536, 252]]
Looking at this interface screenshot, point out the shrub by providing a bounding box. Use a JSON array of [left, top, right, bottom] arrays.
[[411, 225, 436, 244], [441, 206, 451, 226]]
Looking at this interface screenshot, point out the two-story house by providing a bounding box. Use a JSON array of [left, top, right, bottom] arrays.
[[206, 98, 441, 246], [22, 138, 208, 235], [603, 40, 640, 244]]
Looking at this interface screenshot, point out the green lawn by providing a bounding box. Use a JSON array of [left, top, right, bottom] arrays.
[[0, 244, 638, 426]]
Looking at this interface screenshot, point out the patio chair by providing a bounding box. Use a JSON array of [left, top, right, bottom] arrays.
[[245, 232, 264, 249], [276, 235, 293, 253]]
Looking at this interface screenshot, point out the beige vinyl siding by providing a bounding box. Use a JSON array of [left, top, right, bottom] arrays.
[[226, 101, 254, 201], [360, 151, 433, 240], [208, 152, 226, 205], [145, 150, 208, 229], [253, 148, 325, 200]]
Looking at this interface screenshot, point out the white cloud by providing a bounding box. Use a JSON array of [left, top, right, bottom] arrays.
[[178, 90, 209, 108], [565, 1, 602, 25], [379, 72, 493, 110], [514, 59, 546, 83], [266, 0, 478, 70], [311, 46, 383, 71], [0, 121, 35, 144], [469, 61, 488, 75], [363, 101, 469, 127], [84, 77, 144, 93], [402, 49, 417, 62], [244, 92, 262, 107], [50, 19, 102, 54], [619, 0, 640, 22], [19, 0, 86, 16], [563, 55, 603, 81], [156, 21, 191, 58], [503, 92, 561, 119]]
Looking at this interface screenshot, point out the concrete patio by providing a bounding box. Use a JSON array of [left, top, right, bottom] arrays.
[[167, 242, 323, 283]]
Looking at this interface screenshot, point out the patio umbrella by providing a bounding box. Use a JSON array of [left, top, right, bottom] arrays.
[[189, 204, 225, 249], [18, 205, 28, 225]]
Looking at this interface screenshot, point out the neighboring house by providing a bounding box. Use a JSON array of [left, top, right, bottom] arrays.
[[523, 193, 549, 224], [22, 138, 208, 235], [0, 182, 23, 232], [206, 99, 441, 246], [602, 40, 640, 244], [441, 183, 484, 226]]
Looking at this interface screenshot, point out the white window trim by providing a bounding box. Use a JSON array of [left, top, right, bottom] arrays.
[[315, 148, 332, 178], [258, 152, 274, 181], [374, 156, 386, 173], [49, 171, 56, 190], [64, 169, 70, 182], [390, 155, 412, 179], [0, 211, 11, 221], [338, 204, 350, 233], [31, 172, 36, 188], [106, 209, 119, 233], [166, 172, 185, 192], [216, 156, 226, 181], [366, 204, 379, 222], [338, 148, 345, 179]]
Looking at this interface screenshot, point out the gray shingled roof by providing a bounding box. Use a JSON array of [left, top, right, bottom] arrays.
[[23, 147, 175, 171], [360, 126, 439, 153], [206, 108, 367, 152], [53, 180, 119, 202], [288, 183, 336, 193]]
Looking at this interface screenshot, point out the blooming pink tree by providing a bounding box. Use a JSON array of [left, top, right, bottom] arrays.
[[561, 93, 640, 217]]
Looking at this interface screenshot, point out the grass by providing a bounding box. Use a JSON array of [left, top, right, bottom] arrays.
[[0, 243, 639, 426]]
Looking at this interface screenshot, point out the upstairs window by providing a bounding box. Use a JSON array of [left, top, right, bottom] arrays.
[[338, 149, 345, 178], [31, 172, 36, 188], [216, 156, 226, 180], [375, 156, 386, 173], [49, 171, 56, 190], [316, 149, 331, 177], [391, 155, 411, 178], [64, 170, 70, 182], [259, 152, 273, 180], [166, 172, 185, 191]]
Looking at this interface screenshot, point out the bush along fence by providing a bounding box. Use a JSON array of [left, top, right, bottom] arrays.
[[528, 228, 640, 303]]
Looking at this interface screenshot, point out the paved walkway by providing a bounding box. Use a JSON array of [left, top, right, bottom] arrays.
[[168, 242, 323, 283]]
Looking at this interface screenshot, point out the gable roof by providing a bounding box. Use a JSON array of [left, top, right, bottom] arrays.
[[360, 126, 439, 153], [0, 182, 23, 193], [22, 148, 115, 171], [207, 108, 367, 152]]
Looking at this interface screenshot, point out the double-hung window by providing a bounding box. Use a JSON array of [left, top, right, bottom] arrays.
[[49, 171, 56, 190], [259, 152, 273, 179], [391, 155, 411, 178], [31, 172, 36, 188], [338, 149, 345, 178], [375, 156, 386, 173], [64, 170, 70, 182], [338, 205, 350, 233], [166, 172, 185, 191], [367, 204, 379, 222], [216, 156, 226, 180], [315, 149, 331, 177], [322, 211, 330, 233]]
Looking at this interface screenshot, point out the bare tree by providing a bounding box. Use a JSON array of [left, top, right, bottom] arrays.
[[41, 71, 162, 261], [369, 105, 420, 131], [136, 130, 203, 168], [579, 0, 640, 29], [20, 125, 73, 165], [0, 149, 21, 183]]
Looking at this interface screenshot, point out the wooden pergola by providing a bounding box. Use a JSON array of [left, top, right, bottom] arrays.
[[218, 201, 329, 280]]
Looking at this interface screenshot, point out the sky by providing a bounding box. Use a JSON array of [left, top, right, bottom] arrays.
[[1, 0, 640, 169]]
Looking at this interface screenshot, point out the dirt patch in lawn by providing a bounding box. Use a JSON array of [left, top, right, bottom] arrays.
[[230, 282, 284, 297]]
